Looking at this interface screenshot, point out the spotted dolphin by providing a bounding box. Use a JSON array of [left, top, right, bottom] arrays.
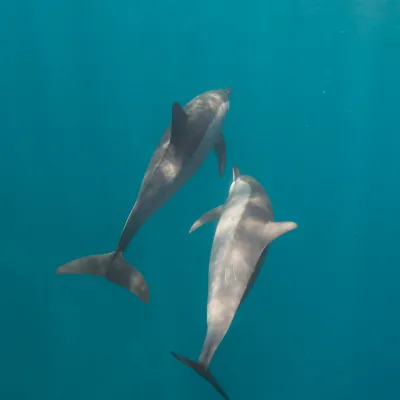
[[171, 166, 298, 399], [56, 88, 232, 303]]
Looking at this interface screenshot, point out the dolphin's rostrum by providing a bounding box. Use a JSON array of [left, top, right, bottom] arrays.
[[56, 88, 232, 303], [172, 166, 298, 399]]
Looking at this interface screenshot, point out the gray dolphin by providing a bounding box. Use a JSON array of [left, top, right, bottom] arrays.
[[56, 88, 232, 303], [171, 166, 298, 399]]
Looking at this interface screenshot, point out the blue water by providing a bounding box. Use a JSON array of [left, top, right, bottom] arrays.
[[1, 1, 400, 399]]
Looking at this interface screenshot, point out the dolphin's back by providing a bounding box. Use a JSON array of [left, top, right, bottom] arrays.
[[183, 93, 219, 135], [207, 181, 270, 325], [139, 90, 221, 195], [135, 91, 226, 209]]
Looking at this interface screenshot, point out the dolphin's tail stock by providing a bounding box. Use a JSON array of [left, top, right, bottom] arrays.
[[171, 352, 229, 400], [56, 251, 149, 303]]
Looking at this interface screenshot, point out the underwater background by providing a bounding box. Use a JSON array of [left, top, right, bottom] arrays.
[[1, 0, 400, 399]]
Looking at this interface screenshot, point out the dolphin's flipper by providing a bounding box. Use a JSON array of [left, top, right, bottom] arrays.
[[171, 352, 230, 400], [56, 252, 149, 303], [171, 102, 189, 147], [189, 206, 223, 233], [214, 134, 226, 177], [264, 221, 298, 244]]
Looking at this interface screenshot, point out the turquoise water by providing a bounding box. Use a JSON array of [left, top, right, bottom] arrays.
[[1, 1, 400, 399]]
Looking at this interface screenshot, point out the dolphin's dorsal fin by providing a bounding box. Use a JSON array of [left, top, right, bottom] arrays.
[[214, 134, 226, 177], [189, 205, 224, 233], [171, 102, 188, 148], [232, 165, 240, 182], [264, 221, 298, 243]]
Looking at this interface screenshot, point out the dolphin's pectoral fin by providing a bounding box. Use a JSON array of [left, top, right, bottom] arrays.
[[189, 205, 223, 233], [170, 102, 189, 149], [264, 221, 298, 243], [214, 134, 226, 177]]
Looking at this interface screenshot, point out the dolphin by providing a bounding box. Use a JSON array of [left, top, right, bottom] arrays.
[[56, 88, 232, 303], [171, 166, 298, 399]]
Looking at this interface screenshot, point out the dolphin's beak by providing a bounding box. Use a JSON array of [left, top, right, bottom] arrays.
[[225, 87, 232, 97]]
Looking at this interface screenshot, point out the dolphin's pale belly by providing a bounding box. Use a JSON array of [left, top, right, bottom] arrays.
[[206, 193, 252, 327]]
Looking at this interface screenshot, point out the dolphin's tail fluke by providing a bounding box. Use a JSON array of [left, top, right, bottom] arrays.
[[56, 251, 149, 303], [171, 352, 229, 400]]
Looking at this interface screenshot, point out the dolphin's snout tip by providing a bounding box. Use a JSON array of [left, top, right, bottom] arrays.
[[225, 87, 232, 96]]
